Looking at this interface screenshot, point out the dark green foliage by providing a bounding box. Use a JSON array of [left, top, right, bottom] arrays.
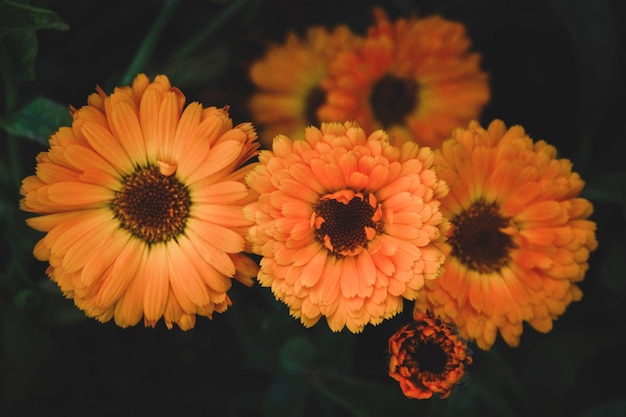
[[1, 0, 624, 416]]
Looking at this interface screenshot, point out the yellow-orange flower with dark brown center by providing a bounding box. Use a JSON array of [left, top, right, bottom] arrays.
[[318, 8, 490, 148], [248, 25, 363, 149], [20, 73, 260, 330], [388, 311, 473, 399], [245, 121, 449, 333], [414, 119, 598, 350]]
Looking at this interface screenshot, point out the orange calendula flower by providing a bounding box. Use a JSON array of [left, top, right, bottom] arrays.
[[414, 119, 598, 350], [20, 73, 260, 330], [389, 312, 473, 399], [318, 8, 490, 148], [245, 121, 449, 333], [248, 25, 363, 149]]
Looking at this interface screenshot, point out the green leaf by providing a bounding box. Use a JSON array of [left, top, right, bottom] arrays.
[[279, 335, 317, 374], [0, 29, 38, 82], [0, 0, 69, 38], [40, 285, 87, 326], [12, 288, 38, 311], [0, 1, 68, 84], [0, 96, 71, 145]]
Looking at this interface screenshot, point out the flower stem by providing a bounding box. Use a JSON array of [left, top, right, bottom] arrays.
[[171, 0, 250, 62], [310, 375, 368, 417], [0, 42, 23, 190], [120, 0, 180, 85]]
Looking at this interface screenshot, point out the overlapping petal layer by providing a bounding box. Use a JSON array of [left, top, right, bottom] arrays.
[[389, 312, 473, 399], [21, 74, 260, 330], [249, 26, 363, 148], [319, 8, 490, 148], [245, 121, 449, 333], [414, 119, 598, 349]]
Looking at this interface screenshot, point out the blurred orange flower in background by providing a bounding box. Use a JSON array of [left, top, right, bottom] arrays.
[[319, 8, 490, 148], [248, 25, 362, 148]]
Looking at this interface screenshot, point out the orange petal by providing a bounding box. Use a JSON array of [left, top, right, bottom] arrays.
[[64, 144, 119, 179], [167, 241, 211, 313], [139, 87, 161, 161], [110, 100, 147, 166], [185, 140, 242, 185], [185, 228, 235, 276], [171, 102, 202, 159], [80, 120, 134, 175], [339, 256, 360, 298], [143, 243, 170, 322], [80, 230, 129, 288], [95, 236, 144, 309], [46, 182, 112, 207], [299, 247, 328, 288]]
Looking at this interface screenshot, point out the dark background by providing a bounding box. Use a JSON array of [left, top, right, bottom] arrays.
[[1, 0, 625, 416]]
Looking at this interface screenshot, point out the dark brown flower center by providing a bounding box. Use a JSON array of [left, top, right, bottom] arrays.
[[406, 339, 448, 376], [370, 74, 419, 128], [111, 165, 191, 244], [312, 191, 383, 256], [304, 86, 326, 126], [449, 199, 516, 273]]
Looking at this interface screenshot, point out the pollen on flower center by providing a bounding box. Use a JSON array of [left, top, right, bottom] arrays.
[[449, 199, 516, 273], [312, 190, 383, 256], [111, 165, 191, 244], [369, 74, 419, 128]]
